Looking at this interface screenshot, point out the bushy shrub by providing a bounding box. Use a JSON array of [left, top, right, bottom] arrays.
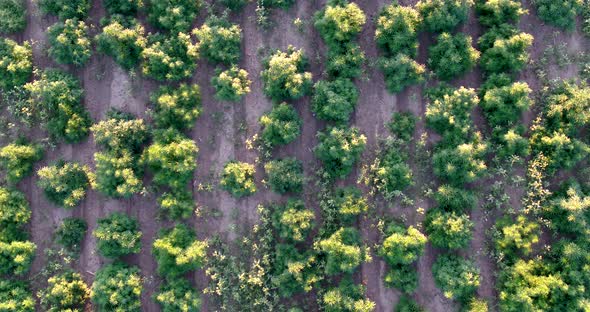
[[47, 19, 92, 66], [150, 83, 202, 131], [417, 0, 473, 33], [264, 158, 304, 194], [273, 244, 320, 297], [388, 112, 416, 141], [433, 140, 487, 185], [326, 42, 365, 79], [379, 223, 426, 266], [91, 263, 142, 312], [0, 187, 30, 230], [91, 117, 148, 154], [321, 277, 375, 312], [211, 66, 251, 102], [0, 240, 36, 275], [425, 86, 479, 141], [428, 32, 479, 81], [311, 78, 359, 123], [314, 0, 366, 47], [154, 279, 201, 312], [316, 227, 369, 275], [375, 3, 421, 57], [544, 81, 590, 133], [142, 129, 198, 189], [157, 189, 194, 220], [54, 217, 87, 252], [193, 16, 242, 64], [529, 128, 588, 172], [92, 150, 143, 198], [0, 280, 35, 312], [432, 254, 480, 300], [434, 184, 477, 212], [379, 54, 425, 94], [152, 224, 207, 277], [363, 139, 413, 198], [332, 186, 369, 223], [0, 0, 27, 34], [103, 0, 142, 15], [96, 16, 147, 70], [314, 126, 366, 179], [141, 32, 199, 81], [425, 209, 474, 249], [496, 127, 530, 159], [543, 184, 590, 235], [533, 0, 582, 30], [476, 0, 526, 27], [93, 212, 142, 258], [219, 0, 246, 10], [39, 271, 90, 312], [0, 38, 32, 90], [24, 69, 91, 142], [272, 199, 315, 242], [261, 46, 312, 102], [39, 0, 89, 20], [146, 0, 199, 32], [0, 140, 42, 184], [493, 215, 539, 259], [480, 77, 532, 128], [37, 161, 91, 208], [384, 265, 418, 294], [395, 296, 424, 312], [478, 25, 533, 74], [220, 160, 256, 197], [259, 103, 302, 148]]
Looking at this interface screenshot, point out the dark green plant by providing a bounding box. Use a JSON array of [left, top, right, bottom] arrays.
[[0, 37, 32, 90], [0, 187, 30, 230], [152, 224, 208, 277], [432, 254, 480, 300], [103, 0, 142, 15], [0, 0, 27, 34], [363, 138, 413, 198], [91, 263, 142, 312], [154, 279, 201, 312], [96, 16, 147, 70], [326, 42, 365, 79], [273, 244, 320, 297], [193, 16, 242, 65], [384, 265, 418, 294], [476, 0, 526, 27], [428, 32, 479, 81], [220, 160, 256, 197], [92, 150, 143, 198], [157, 189, 194, 220], [211, 66, 251, 102], [0, 240, 36, 275], [39, 0, 90, 20], [395, 296, 424, 312], [375, 3, 421, 57], [478, 25, 533, 74], [264, 158, 304, 194], [259, 103, 302, 148], [493, 215, 539, 259], [261, 46, 312, 102], [388, 112, 416, 141], [434, 184, 477, 212], [314, 0, 366, 47], [141, 32, 199, 81], [311, 78, 359, 123], [316, 227, 369, 275], [432, 140, 487, 185], [331, 186, 369, 224], [37, 161, 91, 209], [146, 0, 199, 32], [533, 0, 582, 30], [320, 277, 375, 312], [417, 0, 473, 33], [425, 208, 474, 249], [94, 212, 142, 258], [151, 84, 201, 130], [480, 76, 532, 128], [39, 271, 90, 312], [272, 199, 315, 242], [0, 280, 35, 312], [379, 54, 425, 94], [0, 140, 43, 184], [379, 223, 426, 266], [314, 126, 366, 179], [54, 217, 87, 253], [48, 19, 92, 66], [91, 117, 148, 154]]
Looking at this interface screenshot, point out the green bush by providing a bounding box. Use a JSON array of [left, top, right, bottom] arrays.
[[0, 0, 27, 34], [211, 66, 251, 102], [39, 0, 89, 20], [425, 209, 474, 249], [388, 111, 416, 141], [261, 46, 312, 102], [375, 3, 421, 57], [311, 78, 359, 123], [433, 140, 487, 185], [363, 138, 413, 198], [96, 16, 147, 70], [47, 19, 92, 66], [464, 298, 488, 312], [272, 199, 315, 242], [142, 129, 198, 189], [379, 223, 426, 266], [0, 38, 32, 90], [39, 271, 90, 312], [543, 184, 590, 235], [478, 25, 533, 74], [93, 212, 142, 258], [533, 0, 582, 30], [91, 263, 142, 312], [425, 86, 479, 141], [219, 0, 246, 10], [332, 186, 369, 224], [264, 158, 304, 194], [193, 16, 242, 65], [141, 32, 199, 81], [273, 244, 320, 297], [529, 128, 588, 173], [428, 32, 479, 81], [0, 187, 30, 230], [314, 0, 366, 47], [314, 126, 366, 179], [417, 0, 473, 33], [152, 224, 208, 277], [92, 150, 143, 198], [321, 277, 375, 312], [476, 0, 526, 27], [0, 240, 36, 275], [326, 42, 365, 79], [157, 189, 194, 220], [384, 265, 418, 294], [220, 160, 256, 197], [395, 296, 424, 312], [0, 280, 35, 312], [151, 83, 201, 130], [545, 81, 590, 133], [146, 0, 199, 32], [432, 254, 480, 300], [24, 69, 91, 142], [154, 279, 201, 312], [259, 103, 302, 148], [316, 227, 369, 275], [54, 217, 87, 252], [379, 54, 425, 94], [480, 76, 532, 128], [103, 0, 142, 15], [37, 161, 91, 209], [495, 127, 530, 159], [493, 215, 539, 259], [0, 140, 43, 184], [433, 184, 477, 212], [91, 117, 148, 154]]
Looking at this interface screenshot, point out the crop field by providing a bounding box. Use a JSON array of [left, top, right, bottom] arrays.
[[1, 0, 590, 311]]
